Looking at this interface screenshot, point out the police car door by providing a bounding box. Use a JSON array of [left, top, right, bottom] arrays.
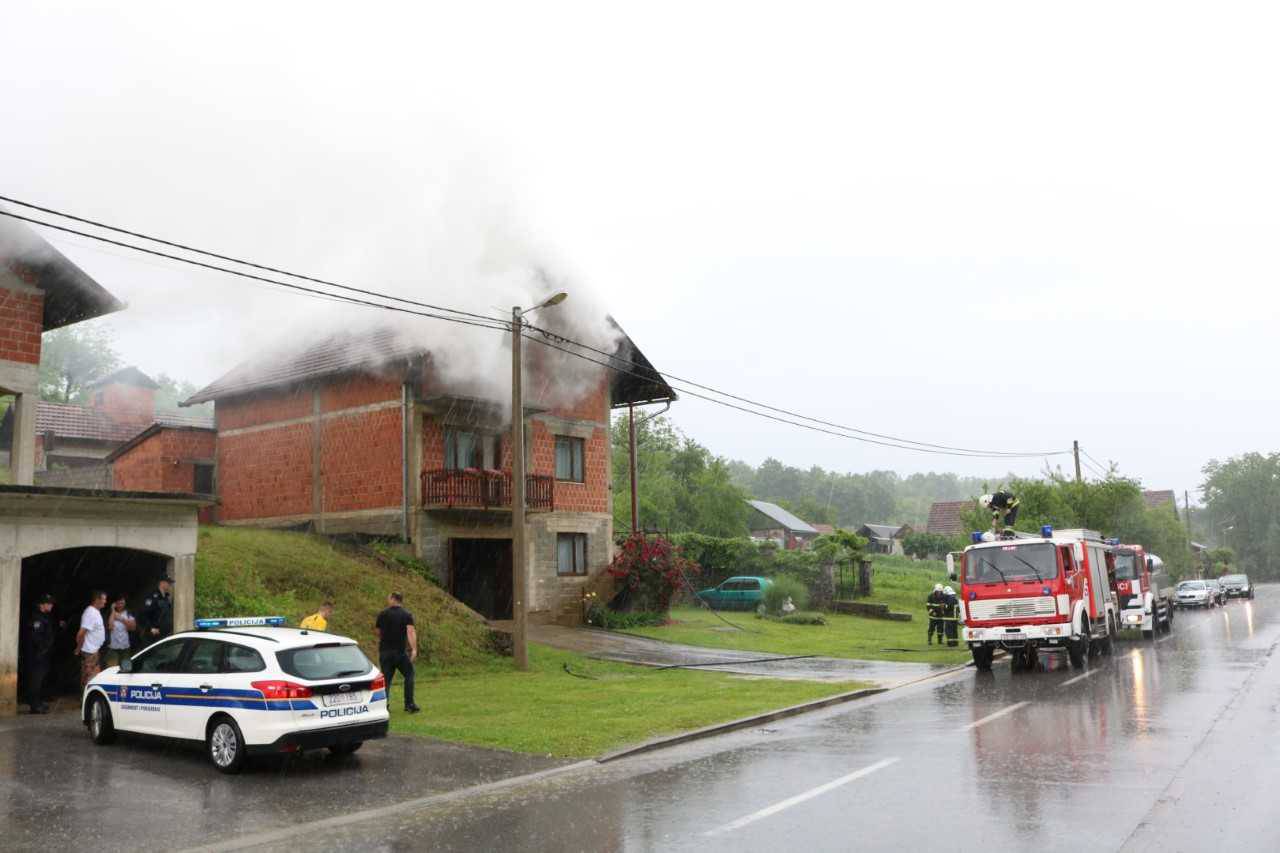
[[167, 638, 228, 742], [116, 638, 188, 735]]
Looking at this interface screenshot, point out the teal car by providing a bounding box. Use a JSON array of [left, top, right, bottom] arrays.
[[697, 576, 773, 611]]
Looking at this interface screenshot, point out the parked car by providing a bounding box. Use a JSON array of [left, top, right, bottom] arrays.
[[1220, 574, 1254, 600], [697, 576, 773, 611], [1175, 580, 1213, 608], [1206, 578, 1226, 606]]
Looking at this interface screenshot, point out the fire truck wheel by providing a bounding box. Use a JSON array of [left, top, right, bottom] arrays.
[[1142, 628, 1155, 640], [1067, 636, 1086, 669], [1100, 618, 1116, 656], [971, 647, 994, 671]]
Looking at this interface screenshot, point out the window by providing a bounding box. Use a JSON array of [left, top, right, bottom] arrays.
[[557, 532, 588, 575], [184, 639, 225, 674], [276, 644, 373, 680], [555, 436, 584, 482], [445, 430, 500, 470], [133, 640, 188, 674], [223, 644, 266, 673], [194, 463, 215, 494]]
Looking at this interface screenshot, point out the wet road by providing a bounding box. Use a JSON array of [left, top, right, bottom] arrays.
[[3, 588, 1277, 852]]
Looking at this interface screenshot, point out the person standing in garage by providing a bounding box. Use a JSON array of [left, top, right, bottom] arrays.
[[138, 575, 174, 644], [20, 594, 57, 714], [75, 590, 108, 688]]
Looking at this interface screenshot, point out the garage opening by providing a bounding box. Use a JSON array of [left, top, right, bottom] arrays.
[[19, 547, 170, 706], [449, 538, 513, 620]]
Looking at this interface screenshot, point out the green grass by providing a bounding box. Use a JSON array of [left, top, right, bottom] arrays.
[[194, 525, 497, 670], [387, 644, 866, 757], [627, 554, 970, 665]]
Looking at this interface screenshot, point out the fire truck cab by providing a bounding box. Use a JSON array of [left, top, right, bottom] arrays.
[[948, 527, 1118, 672], [1111, 543, 1174, 638]]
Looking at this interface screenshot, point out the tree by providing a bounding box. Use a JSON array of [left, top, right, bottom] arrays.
[[39, 325, 121, 403], [154, 373, 213, 417], [1202, 453, 1280, 579]]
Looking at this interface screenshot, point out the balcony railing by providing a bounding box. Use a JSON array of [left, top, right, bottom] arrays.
[[420, 469, 554, 512]]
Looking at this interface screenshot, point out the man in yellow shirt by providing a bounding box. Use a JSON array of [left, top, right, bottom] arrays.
[[300, 602, 334, 631]]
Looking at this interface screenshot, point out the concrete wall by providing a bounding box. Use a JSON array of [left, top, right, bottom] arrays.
[[35, 464, 113, 489], [0, 491, 202, 716]]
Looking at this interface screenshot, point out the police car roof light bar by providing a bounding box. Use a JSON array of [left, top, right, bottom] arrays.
[[195, 616, 287, 630]]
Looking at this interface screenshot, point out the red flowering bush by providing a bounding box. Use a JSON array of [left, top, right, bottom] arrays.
[[606, 534, 699, 613]]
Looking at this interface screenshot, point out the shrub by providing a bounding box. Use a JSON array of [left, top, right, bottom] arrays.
[[778, 612, 827, 626], [585, 604, 667, 630], [606, 534, 699, 613], [762, 575, 809, 615]]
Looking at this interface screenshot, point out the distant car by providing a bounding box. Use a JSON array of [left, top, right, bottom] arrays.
[[697, 576, 773, 611], [1206, 579, 1226, 606], [1220, 574, 1254, 600], [81, 617, 389, 773], [1175, 580, 1213, 608]]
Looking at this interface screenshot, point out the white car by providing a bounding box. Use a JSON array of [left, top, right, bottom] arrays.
[[81, 617, 389, 773], [1175, 580, 1213, 609]]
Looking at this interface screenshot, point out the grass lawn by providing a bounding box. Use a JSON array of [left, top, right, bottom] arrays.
[[388, 644, 867, 758], [626, 555, 972, 665]]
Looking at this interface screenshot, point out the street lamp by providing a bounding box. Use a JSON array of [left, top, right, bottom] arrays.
[[511, 291, 567, 671]]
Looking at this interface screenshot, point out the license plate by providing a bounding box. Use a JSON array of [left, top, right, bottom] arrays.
[[322, 691, 365, 707], [1003, 632, 1025, 640]]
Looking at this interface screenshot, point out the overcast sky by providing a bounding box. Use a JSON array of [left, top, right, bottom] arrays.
[[5, 2, 1278, 501]]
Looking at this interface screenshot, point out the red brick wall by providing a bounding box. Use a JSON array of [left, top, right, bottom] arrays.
[[94, 382, 155, 424], [162, 429, 216, 491], [547, 376, 610, 423], [320, 375, 401, 412], [529, 421, 610, 514], [217, 388, 313, 431], [0, 284, 44, 365], [320, 407, 404, 512], [112, 432, 165, 492], [217, 423, 313, 520]]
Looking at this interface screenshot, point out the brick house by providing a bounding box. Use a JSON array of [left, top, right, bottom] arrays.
[[746, 500, 819, 550], [183, 323, 674, 624]]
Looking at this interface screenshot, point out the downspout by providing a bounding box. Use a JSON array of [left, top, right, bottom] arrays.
[[401, 381, 410, 543]]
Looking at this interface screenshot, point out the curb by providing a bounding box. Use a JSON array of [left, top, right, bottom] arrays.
[[596, 686, 889, 763]]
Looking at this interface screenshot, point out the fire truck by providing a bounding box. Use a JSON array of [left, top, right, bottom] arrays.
[[1111, 543, 1174, 639], [947, 527, 1118, 672]]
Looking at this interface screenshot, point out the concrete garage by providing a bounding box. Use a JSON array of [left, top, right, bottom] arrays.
[[0, 485, 210, 716]]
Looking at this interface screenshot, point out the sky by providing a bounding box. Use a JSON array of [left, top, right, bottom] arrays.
[[4, 1, 1279, 502]]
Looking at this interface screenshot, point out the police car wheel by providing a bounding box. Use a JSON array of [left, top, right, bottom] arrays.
[[328, 741, 363, 756], [88, 695, 116, 745], [208, 718, 247, 774]]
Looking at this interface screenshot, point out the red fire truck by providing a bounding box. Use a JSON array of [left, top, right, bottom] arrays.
[[948, 527, 1118, 672], [1111, 542, 1174, 638]]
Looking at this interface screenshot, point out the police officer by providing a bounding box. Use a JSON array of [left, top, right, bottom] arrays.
[[980, 490, 1021, 533], [943, 586, 961, 647], [20, 594, 57, 714], [139, 575, 174, 642], [926, 583, 947, 645]]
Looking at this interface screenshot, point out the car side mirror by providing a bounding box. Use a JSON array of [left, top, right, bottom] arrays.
[[119, 658, 133, 674], [1073, 542, 1085, 564], [945, 553, 957, 581]]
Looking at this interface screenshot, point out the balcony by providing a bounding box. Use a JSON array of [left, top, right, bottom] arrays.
[[420, 469, 554, 512]]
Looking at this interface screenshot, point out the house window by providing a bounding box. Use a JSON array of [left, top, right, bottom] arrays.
[[194, 463, 215, 495], [554, 436, 584, 482], [445, 430, 500, 470], [557, 533, 588, 576]]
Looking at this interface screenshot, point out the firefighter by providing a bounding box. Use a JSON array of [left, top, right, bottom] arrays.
[[943, 586, 960, 646], [926, 583, 947, 645], [20, 594, 57, 714], [980, 490, 1021, 532], [139, 575, 175, 642]]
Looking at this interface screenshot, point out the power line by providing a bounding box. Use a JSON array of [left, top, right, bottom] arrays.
[[4, 202, 1067, 460], [1080, 448, 1110, 474]]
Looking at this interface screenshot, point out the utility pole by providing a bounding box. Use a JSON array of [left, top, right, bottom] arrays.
[[511, 306, 528, 671], [1073, 440, 1083, 484], [628, 403, 639, 534], [1185, 490, 1193, 539]]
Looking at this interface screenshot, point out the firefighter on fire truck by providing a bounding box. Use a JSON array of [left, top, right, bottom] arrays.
[[979, 490, 1020, 534]]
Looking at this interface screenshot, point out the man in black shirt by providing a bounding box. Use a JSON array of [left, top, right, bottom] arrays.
[[375, 592, 420, 713], [138, 576, 174, 642], [21, 594, 57, 714]]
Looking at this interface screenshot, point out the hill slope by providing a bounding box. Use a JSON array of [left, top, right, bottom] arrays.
[[194, 526, 498, 670]]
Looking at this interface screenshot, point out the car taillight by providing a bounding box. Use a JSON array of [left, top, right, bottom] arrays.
[[371, 673, 386, 692], [251, 680, 313, 700]]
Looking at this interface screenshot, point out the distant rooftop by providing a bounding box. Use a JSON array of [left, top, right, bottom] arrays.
[[746, 500, 818, 534], [926, 500, 973, 536]]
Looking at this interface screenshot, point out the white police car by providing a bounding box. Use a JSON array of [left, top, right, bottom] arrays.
[[81, 617, 389, 773]]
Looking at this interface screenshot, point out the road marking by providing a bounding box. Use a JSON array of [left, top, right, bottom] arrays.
[[703, 757, 900, 837], [1060, 669, 1101, 687], [962, 701, 1030, 731]]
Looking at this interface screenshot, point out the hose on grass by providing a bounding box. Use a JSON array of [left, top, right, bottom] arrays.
[[653, 654, 819, 670]]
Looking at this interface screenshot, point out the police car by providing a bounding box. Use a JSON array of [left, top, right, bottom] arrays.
[[81, 617, 389, 773]]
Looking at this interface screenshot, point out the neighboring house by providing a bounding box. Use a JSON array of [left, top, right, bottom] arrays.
[[0, 217, 210, 717], [926, 500, 973, 536], [811, 523, 836, 537], [857, 523, 912, 555], [746, 500, 819, 550], [182, 322, 675, 626], [1142, 489, 1179, 516]]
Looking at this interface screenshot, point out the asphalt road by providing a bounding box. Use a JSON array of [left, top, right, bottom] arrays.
[[2, 587, 1276, 852]]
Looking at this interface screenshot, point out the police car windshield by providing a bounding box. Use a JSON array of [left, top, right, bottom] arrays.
[[276, 644, 372, 681], [965, 543, 1058, 583], [1114, 553, 1139, 580]]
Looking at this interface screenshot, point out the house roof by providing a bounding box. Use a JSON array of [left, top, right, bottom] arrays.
[[88, 366, 160, 390], [857, 523, 910, 540], [104, 421, 216, 463], [1142, 489, 1177, 510], [926, 500, 973, 536], [0, 216, 125, 330], [182, 320, 676, 408], [0, 402, 214, 446], [811, 523, 836, 536], [746, 500, 819, 535]]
